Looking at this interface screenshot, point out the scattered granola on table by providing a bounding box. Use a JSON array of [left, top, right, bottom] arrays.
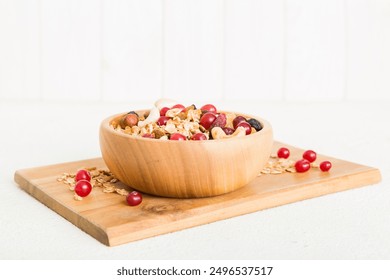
[[57, 167, 128, 201]]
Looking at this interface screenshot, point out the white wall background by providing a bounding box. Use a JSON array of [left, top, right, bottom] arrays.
[[0, 0, 389, 103]]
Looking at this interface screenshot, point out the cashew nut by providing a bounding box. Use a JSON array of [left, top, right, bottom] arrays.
[[211, 126, 246, 139], [154, 98, 178, 110], [137, 106, 160, 127]]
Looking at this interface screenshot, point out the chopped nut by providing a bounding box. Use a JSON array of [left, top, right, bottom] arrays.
[[165, 108, 182, 118], [152, 128, 166, 139]]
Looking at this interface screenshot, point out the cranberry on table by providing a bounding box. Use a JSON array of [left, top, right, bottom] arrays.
[[233, 116, 247, 129], [126, 191, 142, 206], [170, 133, 187, 141], [157, 116, 170, 126], [200, 104, 217, 113], [75, 169, 91, 182], [199, 112, 217, 130], [320, 161, 332, 172], [277, 147, 290, 159], [295, 159, 311, 173], [303, 150, 317, 163], [236, 121, 252, 135], [160, 107, 170, 116], [74, 180, 92, 197], [191, 133, 207, 141]]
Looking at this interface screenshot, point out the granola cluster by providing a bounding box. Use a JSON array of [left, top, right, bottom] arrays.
[[110, 100, 262, 140], [111, 105, 206, 140]]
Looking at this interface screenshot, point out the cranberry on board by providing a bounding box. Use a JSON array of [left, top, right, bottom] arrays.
[[233, 116, 247, 129], [277, 147, 290, 159], [303, 150, 317, 163], [170, 133, 187, 141], [295, 159, 311, 173], [74, 180, 92, 197], [126, 191, 142, 206], [191, 133, 207, 141], [199, 112, 217, 130], [236, 122, 252, 135], [75, 169, 91, 182], [320, 161, 332, 172], [200, 104, 217, 113]]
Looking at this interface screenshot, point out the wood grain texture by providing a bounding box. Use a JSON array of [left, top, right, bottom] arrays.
[[14, 142, 381, 246], [100, 111, 273, 198]]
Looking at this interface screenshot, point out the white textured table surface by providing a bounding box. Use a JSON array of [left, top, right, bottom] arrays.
[[1, 100, 389, 259]]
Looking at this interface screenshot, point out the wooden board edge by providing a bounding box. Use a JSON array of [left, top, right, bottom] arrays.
[[14, 170, 111, 246], [105, 167, 382, 246]]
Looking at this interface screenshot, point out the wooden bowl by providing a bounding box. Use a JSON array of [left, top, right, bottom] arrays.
[[99, 111, 273, 198]]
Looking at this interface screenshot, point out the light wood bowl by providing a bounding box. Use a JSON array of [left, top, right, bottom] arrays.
[[99, 110, 273, 198]]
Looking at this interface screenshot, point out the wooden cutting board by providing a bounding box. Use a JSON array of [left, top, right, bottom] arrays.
[[14, 141, 381, 246]]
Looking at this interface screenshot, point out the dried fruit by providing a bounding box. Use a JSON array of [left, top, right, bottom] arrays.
[[199, 112, 217, 130], [75, 169, 91, 182], [303, 150, 317, 163], [126, 191, 142, 206], [277, 147, 290, 159], [74, 180, 92, 197], [236, 122, 252, 135], [320, 161, 332, 172], [248, 118, 263, 131], [157, 116, 170, 126], [210, 113, 227, 129], [200, 104, 217, 113], [160, 107, 170, 116], [171, 104, 185, 112], [222, 127, 235, 135], [191, 133, 207, 141], [142, 133, 155, 138], [233, 116, 247, 129], [295, 159, 311, 173], [111, 100, 263, 141], [170, 133, 186, 141]]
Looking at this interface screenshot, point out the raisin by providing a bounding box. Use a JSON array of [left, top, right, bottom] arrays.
[[248, 118, 263, 131]]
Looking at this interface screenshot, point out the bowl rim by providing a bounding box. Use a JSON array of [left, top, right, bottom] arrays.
[[101, 109, 272, 144]]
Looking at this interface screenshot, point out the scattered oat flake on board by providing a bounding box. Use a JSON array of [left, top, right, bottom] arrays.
[[259, 157, 296, 176], [57, 167, 128, 199], [115, 188, 129, 196]]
